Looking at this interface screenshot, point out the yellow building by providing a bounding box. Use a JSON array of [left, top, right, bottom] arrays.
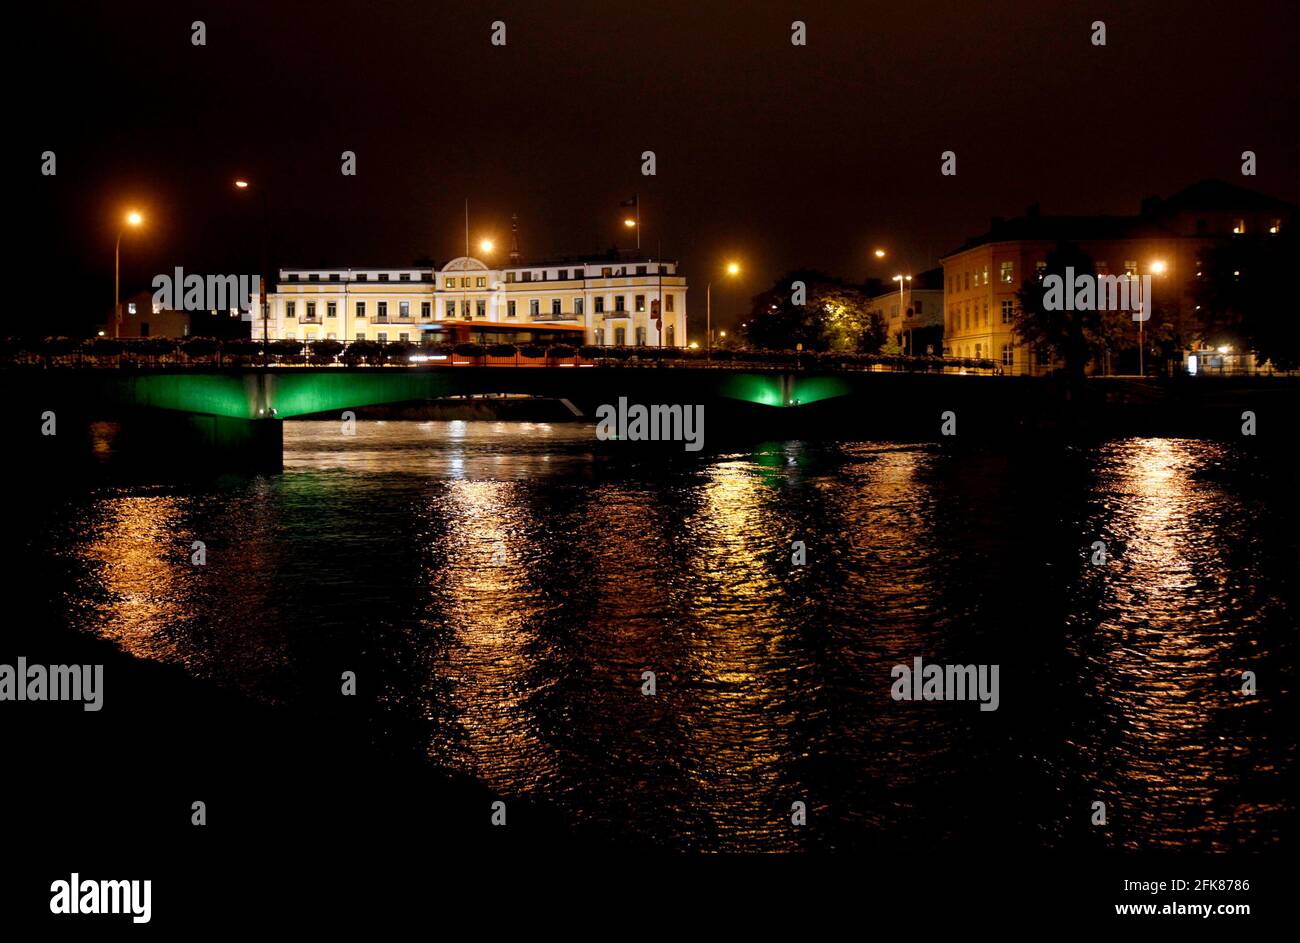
[[263, 254, 687, 347], [941, 181, 1294, 375]]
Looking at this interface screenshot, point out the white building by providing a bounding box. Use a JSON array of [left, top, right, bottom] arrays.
[[262, 254, 687, 347]]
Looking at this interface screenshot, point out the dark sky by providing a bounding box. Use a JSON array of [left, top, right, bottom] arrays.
[[25, 0, 1300, 334]]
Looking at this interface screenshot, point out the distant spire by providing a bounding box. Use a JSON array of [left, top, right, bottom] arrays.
[[510, 214, 521, 266]]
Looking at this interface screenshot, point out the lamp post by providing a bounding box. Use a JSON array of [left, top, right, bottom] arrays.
[[113, 211, 144, 339], [1140, 259, 1167, 377], [234, 179, 270, 365], [706, 261, 741, 361]]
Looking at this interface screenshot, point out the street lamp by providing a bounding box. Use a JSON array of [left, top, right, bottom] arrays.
[[874, 248, 886, 259], [234, 178, 271, 365], [1138, 259, 1167, 377], [707, 261, 741, 360], [479, 238, 495, 254], [114, 210, 144, 339]]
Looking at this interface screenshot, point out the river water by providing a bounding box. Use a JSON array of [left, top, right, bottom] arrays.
[[20, 421, 1297, 851]]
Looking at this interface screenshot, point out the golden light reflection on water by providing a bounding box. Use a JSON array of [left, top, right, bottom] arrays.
[[81, 495, 190, 661], [48, 424, 1290, 851], [1074, 438, 1277, 849], [421, 478, 553, 795]]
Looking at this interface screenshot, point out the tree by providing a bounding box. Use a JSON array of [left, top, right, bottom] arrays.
[[1193, 231, 1299, 371], [740, 270, 879, 352], [1013, 242, 1133, 381], [307, 339, 343, 365]]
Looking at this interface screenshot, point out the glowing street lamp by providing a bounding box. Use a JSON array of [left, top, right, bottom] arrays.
[[707, 261, 741, 360], [114, 210, 144, 339], [234, 178, 272, 365], [874, 248, 886, 259], [479, 238, 495, 254]]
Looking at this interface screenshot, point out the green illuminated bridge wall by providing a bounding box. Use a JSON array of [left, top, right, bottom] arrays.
[[38, 367, 862, 420]]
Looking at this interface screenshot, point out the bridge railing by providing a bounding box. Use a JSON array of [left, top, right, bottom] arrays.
[[0, 336, 1005, 375]]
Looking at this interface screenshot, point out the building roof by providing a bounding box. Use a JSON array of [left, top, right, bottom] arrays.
[[942, 179, 1296, 259]]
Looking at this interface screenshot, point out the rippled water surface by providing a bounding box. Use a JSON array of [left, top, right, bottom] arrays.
[[29, 422, 1298, 850]]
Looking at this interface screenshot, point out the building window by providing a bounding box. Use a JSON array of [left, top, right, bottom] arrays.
[[614, 327, 626, 345], [1001, 300, 1014, 323], [399, 301, 410, 318], [306, 302, 317, 320], [551, 298, 562, 315], [377, 332, 387, 342], [421, 302, 431, 319], [446, 301, 455, 318], [462, 301, 471, 318], [982, 302, 988, 325], [975, 343, 982, 359], [355, 332, 365, 341], [601, 267, 612, 278], [521, 272, 532, 283], [635, 294, 646, 313], [635, 326, 647, 346], [399, 333, 409, 341], [377, 302, 388, 319], [286, 302, 296, 318], [399, 274, 410, 282], [1124, 260, 1138, 277], [665, 294, 675, 312], [507, 300, 517, 318], [355, 274, 368, 282], [327, 302, 337, 318], [476, 300, 486, 318], [594, 296, 605, 313], [999, 261, 1013, 284], [1001, 343, 1014, 366], [445, 278, 456, 288], [355, 301, 366, 318], [458, 277, 469, 288], [505, 272, 516, 283], [666, 325, 675, 346], [476, 277, 486, 288], [378, 274, 389, 282], [529, 299, 540, 316], [595, 328, 605, 345], [574, 298, 585, 315], [615, 295, 626, 312], [981, 265, 989, 286]]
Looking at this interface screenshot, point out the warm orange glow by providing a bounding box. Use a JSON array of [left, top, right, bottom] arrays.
[[234, 179, 250, 189], [125, 211, 143, 227], [479, 238, 495, 254], [726, 262, 741, 276], [1150, 260, 1167, 275], [874, 248, 886, 258], [623, 218, 637, 228]]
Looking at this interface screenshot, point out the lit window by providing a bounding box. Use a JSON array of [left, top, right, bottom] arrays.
[[999, 261, 1013, 284], [1001, 300, 1014, 323]]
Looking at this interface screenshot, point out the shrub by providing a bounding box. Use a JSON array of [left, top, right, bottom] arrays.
[[487, 343, 517, 358]]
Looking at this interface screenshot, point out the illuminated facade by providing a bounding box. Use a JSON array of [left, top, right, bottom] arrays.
[[941, 180, 1293, 375], [263, 255, 687, 347]]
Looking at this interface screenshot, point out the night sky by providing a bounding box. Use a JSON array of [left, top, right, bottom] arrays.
[[25, 0, 1300, 335]]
